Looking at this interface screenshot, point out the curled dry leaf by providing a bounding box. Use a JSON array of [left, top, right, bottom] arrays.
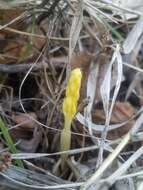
[[93, 101, 136, 139], [11, 113, 39, 148], [12, 112, 37, 129], [11, 113, 42, 152]]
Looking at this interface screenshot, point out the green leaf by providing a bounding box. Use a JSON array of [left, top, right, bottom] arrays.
[[0, 117, 24, 168]]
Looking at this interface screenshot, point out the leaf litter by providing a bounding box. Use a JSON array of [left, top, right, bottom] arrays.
[[0, 1, 143, 190]]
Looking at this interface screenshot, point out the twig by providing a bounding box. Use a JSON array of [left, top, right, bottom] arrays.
[[1, 26, 69, 41], [80, 132, 130, 190]]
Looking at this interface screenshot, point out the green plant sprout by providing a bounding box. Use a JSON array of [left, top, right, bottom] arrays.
[[0, 117, 24, 168]]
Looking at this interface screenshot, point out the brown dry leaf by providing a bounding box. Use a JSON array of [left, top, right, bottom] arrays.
[[0, 9, 25, 37], [71, 51, 111, 105], [93, 102, 136, 139], [11, 112, 42, 152], [0, 9, 25, 63], [11, 112, 38, 142], [71, 52, 94, 103], [0, 9, 46, 64], [18, 128, 42, 153], [94, 102, 135, 123], [0, 40, 25, 64], [12, 112, 37, 129]]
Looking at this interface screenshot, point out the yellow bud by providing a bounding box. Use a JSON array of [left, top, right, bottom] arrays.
[[66, 68, 82, 100], [62, 97, 76, 120], [63, 68, 82, 120], [66, 85, 80, 102], [60, 68, 82, 169]]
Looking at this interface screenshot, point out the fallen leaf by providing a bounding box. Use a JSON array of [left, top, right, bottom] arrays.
[[12, 112, 37, 129], [93, 101, 136, 139], [18, 128, 42, 153], [0, 9, 46, 64]]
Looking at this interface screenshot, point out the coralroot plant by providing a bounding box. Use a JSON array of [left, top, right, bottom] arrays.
[[60, 68, 82, 169]]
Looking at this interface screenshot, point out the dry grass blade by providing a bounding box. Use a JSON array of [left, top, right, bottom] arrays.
[[11, 145, 100, 160], [138, 182, 143, 190], [84, 0, 118, 24], [107, 45, 123, 125], [69, 0, 83, 62], [80, 132, 130, 190], [81, 111, 143, 189], [107, 145, 143, 186], [76, 112, 132, 133], [84, 62, 99, 135], [123, 16, 143, 54], [97, 44, 123, 166], [0, 0, 40, 9], [111, 0, 143, 19], [88, 0, 142, 18], [0, 165, 78, 190]]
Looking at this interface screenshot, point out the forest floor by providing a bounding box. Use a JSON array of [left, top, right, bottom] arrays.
[[0, 1, 143, 190]]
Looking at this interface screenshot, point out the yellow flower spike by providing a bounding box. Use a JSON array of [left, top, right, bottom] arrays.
[[60, 68, 82, 170], [62, 97, 77, 120], [66, 68, 82, 101]]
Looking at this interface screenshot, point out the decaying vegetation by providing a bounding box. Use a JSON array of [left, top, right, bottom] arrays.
[[0, 0, 143, 189]]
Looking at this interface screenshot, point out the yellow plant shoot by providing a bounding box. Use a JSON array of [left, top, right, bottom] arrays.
[[60, 68, 82, 169]]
